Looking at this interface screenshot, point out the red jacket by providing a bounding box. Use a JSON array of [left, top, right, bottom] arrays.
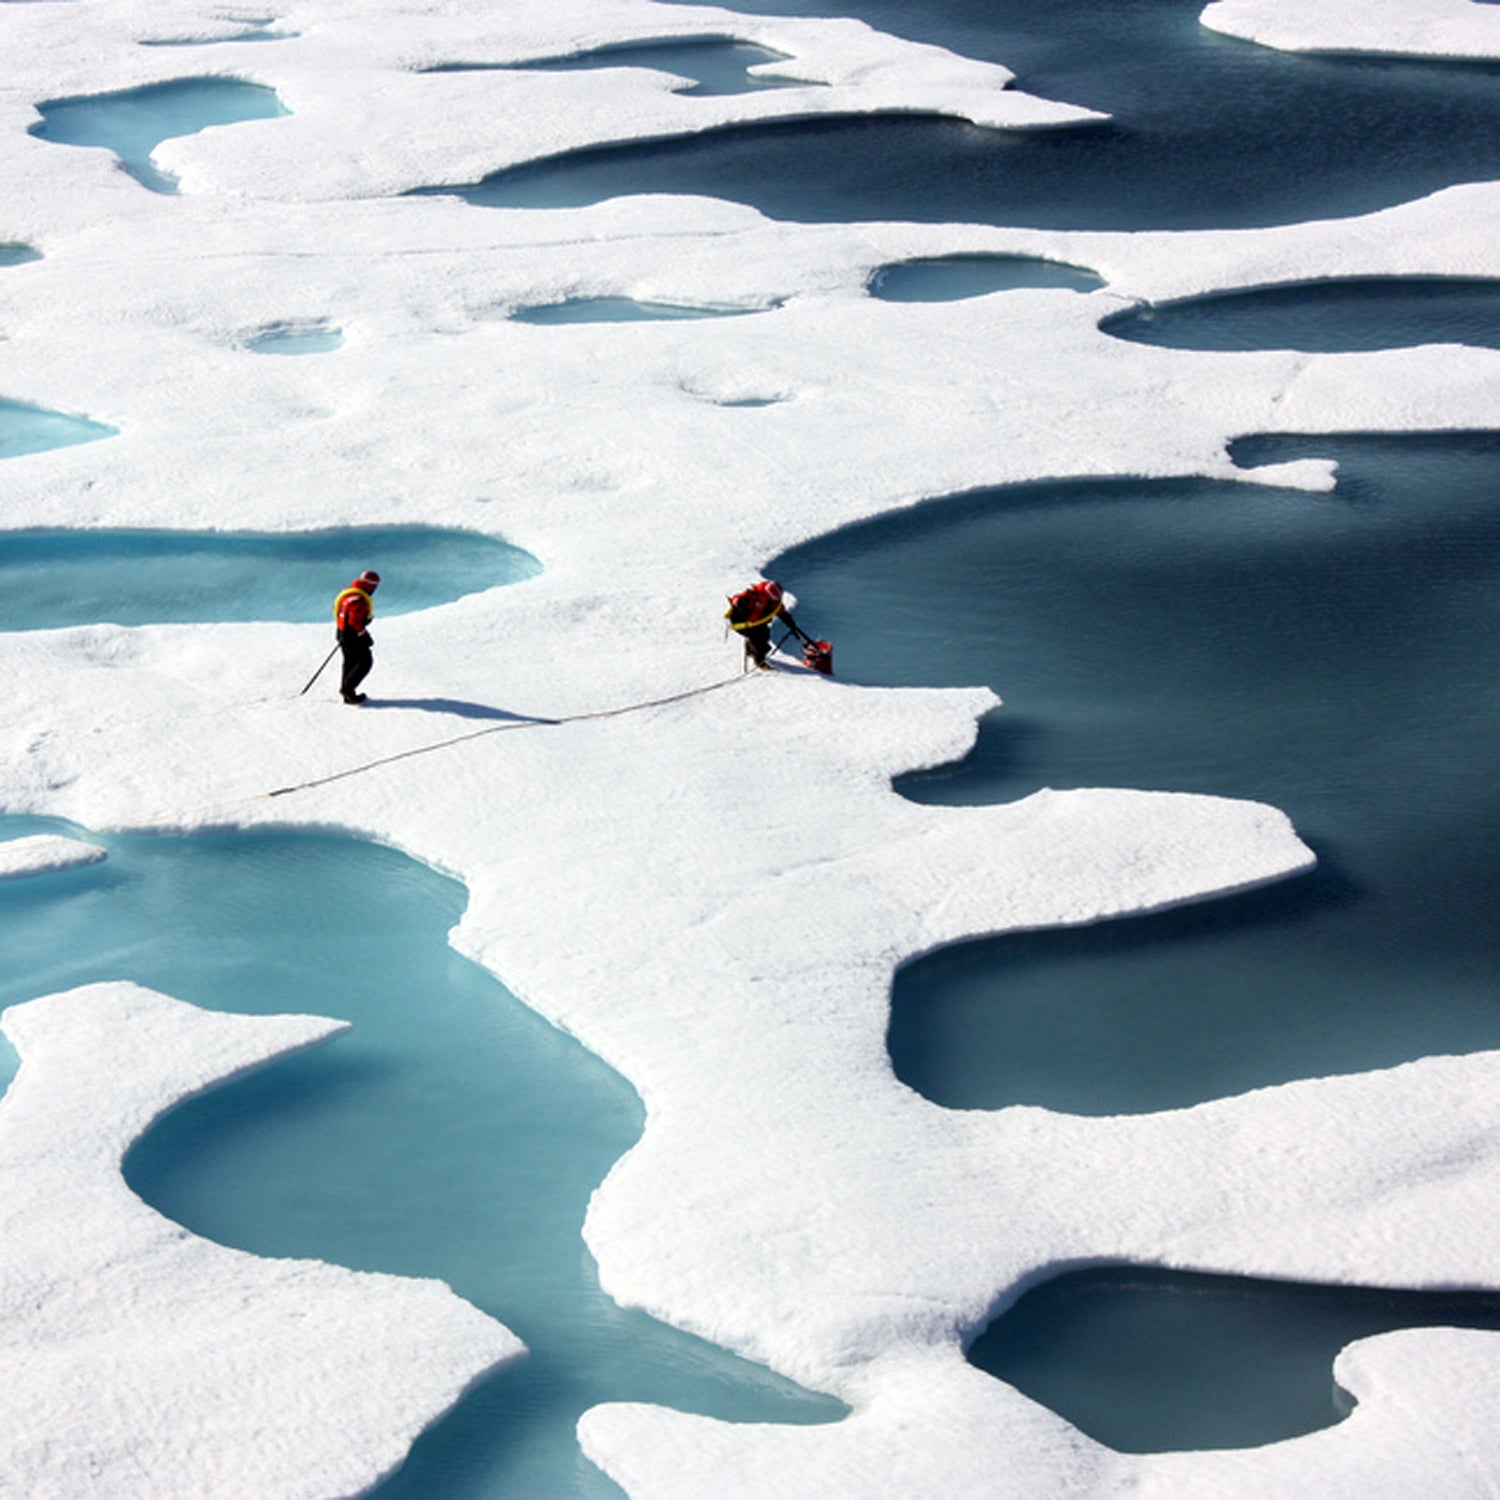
[[725, 582, 783, 632], [334, 582, 374, 634]]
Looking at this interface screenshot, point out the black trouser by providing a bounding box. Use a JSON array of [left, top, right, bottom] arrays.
[[742, 610, 798, 666], [338, 628, 373, 698], [742, 622, 771, 665]]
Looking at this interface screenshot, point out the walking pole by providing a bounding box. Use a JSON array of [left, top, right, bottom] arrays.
[[300, 643, 339, 696], [769, 620, 811, 658]]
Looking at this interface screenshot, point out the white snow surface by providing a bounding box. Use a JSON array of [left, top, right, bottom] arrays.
[[1202, 0, 1500, 59], [0, 0, 1498, 1494], [0, 834, 104, 880]]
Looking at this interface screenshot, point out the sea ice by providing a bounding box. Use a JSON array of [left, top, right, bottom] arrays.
[[1202, 0, 1500, 59], [0, 833, 104, 879], [0, 0, 1498, 1493]]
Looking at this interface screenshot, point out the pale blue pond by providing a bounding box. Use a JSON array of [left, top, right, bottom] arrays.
[[868, 255, 1102, 301], [0, 527, 538, 631], [30, 78, 288, 193], [430, 39, 803, 97], [246, 323, 344, 354], [512, 297, 764, 324], [969, 1267, 1500, 1451], [1103, 277, 1500, 351], [0, 399, 115, 461], [0, 820, 842, 1496]]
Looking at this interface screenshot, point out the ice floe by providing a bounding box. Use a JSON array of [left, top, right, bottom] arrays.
[[1203, 0, 1500, 60], [0, 832, 103, 879]]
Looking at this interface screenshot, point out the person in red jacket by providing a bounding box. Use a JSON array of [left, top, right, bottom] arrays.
[[333, 570, 380, 704], [724, 579, 795, 669]]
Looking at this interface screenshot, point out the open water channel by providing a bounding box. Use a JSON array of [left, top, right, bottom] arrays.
[[9, 0, 1500, 1482]]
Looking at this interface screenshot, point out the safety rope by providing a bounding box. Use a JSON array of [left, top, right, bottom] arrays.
[[265, 669, 752, 800]]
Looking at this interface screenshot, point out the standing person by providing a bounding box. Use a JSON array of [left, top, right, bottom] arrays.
[[724, 579, 796, 670], [334, 570, 380, 704]]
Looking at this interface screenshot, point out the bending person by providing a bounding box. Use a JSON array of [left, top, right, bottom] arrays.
[[724, 579, 797, 670]]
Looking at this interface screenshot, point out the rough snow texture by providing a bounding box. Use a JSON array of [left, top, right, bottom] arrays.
[[1202, 0, 1500, 59], [0, 0, 1497, 1495], [0, 982, 522, 1498], [0, 834, 104, 880]]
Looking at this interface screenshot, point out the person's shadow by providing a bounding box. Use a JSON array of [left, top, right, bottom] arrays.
[[366, 698, 558, 725]]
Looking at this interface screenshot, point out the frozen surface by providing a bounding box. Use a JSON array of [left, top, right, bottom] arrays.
[[0, 981, 522, 1497], [1202, 0, 1500, 59], [0, 833, 103, 879], [0, 0, 1499, 1494]]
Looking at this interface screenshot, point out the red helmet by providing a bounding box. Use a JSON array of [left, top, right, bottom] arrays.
[[359, 570, 380, 590], [763, 580, 782, 603]]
